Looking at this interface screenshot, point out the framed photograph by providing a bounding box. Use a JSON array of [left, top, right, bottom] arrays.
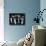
[[9, 13, 25, 25]]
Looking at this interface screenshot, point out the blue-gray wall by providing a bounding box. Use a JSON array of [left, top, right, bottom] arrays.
[[40, 0, 46, 44], [40, 0, 46, 27], [4, 0, 40, 42]]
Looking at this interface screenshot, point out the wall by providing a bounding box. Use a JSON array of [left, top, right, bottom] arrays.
[[0, 0, 4, 42], [4, 0, 40, 42], [40, 0, 46, 45], [40, 0, 46, 26]]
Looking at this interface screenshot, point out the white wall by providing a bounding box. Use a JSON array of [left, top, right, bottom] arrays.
[[0, 0, 4, 42]]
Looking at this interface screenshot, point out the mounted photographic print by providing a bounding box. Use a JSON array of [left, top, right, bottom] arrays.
[[9, 13, 25, 25]]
